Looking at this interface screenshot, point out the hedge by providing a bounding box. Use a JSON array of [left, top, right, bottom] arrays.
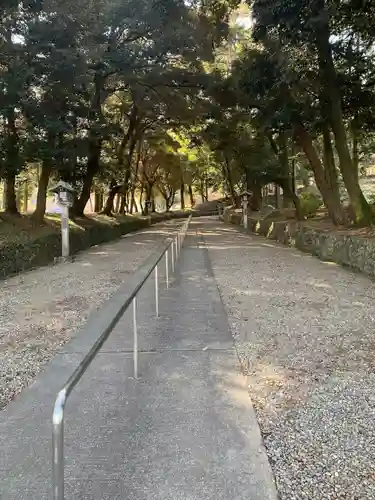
[[0, 212, 191, 280]]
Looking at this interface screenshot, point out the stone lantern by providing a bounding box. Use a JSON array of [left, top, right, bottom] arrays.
[[49, 181, 76, 259], [240, 191, 251, 229]]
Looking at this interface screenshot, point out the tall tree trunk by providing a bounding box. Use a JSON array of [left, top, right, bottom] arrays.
[[180, 181, 185, 210], [169, 190, 176, 210], [268, 133, 302, 218], [16, 185, 21, 212], [278, 133, 293, 209], [161, 193, 168, 211], [94, 189, 102, 213], [199, 179, 205, 203], [23, 180, 28, 212], [119, 194, 126, 214], [131, 198, 138, 213], [316, 22, 372, 224], [283, 193, 292, 208], [291, 141, 296, 194], [73, 72, 104, 216], [139, 182, 145, 214], [114, 194, 121, 213], [129, 189, 137, 214], [294, 123, 346, 225], [4, 107, 19, 215], [263, 32, 347, 224], [101, 181, 121, 216], [322, 123, 344, 218], [127, 138, 141, 215], [279, 179, 303, 220], [351, 118, 359, 183], [4, 170, 18, 214], [73, 138, 102, 216], [188, 185, 195, 207], [122, 135, 139, 209], [99, 191, 104, 212], [119, 107, 140, 209], [223, 154, 237, 205], [275, 183, 280, 208], [143, 184, 153, 215], [250, 182, 262, 211], [32, 164, 52, 223]]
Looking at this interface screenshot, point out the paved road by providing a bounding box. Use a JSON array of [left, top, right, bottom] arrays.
[[0, 218, 277, 499]]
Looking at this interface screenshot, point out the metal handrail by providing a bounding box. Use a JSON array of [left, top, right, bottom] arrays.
[[52, 215, 192, 500]]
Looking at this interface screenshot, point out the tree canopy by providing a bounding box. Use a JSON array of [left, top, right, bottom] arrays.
[[2, 0, 375, 226]]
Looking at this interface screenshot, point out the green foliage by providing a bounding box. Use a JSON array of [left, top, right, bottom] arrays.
[[8, 0, 375, 227], [299, 191, 323, 217], [0, 0, 243, 217]]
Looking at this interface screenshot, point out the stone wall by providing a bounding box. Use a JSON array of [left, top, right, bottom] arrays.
[[223, 208, 375, 278]]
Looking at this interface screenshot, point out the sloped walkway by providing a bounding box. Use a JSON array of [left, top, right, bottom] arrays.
[[0, 218, 277, 499]]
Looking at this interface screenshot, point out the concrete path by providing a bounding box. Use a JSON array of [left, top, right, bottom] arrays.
[[0, 218, 277, 499]]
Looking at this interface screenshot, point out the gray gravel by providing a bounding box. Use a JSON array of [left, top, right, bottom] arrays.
[[0, 221, 179, 411], [202, 219, 375, 499]]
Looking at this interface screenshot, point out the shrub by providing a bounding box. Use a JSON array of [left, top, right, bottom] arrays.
[[299, 192, 322, 217], [0, 213, 191, 280]]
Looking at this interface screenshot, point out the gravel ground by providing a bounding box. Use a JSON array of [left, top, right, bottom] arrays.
[[202, 219, 375, 499], [0, 220, 179, 411]]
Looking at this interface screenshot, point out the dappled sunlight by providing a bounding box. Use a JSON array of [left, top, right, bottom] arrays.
[[185, 274, 202, 282], [104, 250, 122, 256], [231, 288, 275, 298], [224, 242, 263, 249], [133, 241, 150, 246], [202, 245, 259, 250], [307, 279, 332, 290], [266, 222, 274, 237], [191, 230, 223, 237], [217, 372, 250, 411], [352, 301, 365, 307], [261, 243, 277, 248], [247, 361, 299, 415], [80, 262, 93, 267]]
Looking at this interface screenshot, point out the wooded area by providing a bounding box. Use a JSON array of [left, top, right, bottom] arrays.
[[1, 0, 375, 227]]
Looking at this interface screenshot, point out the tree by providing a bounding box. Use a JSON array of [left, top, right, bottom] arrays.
[[251, 0, 374, 224], [0, 0, 249, 221]]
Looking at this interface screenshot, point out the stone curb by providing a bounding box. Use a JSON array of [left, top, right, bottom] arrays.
[[222, 209, 375, 278]]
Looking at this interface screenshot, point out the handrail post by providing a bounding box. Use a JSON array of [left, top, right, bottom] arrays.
[[171, 241, 175, 272], [133, 297, 138, 378], [52, 390, 67, 500], [155, 264, 159, 317], [165, 250, 169, 288], [50, 217, 193, 498]]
